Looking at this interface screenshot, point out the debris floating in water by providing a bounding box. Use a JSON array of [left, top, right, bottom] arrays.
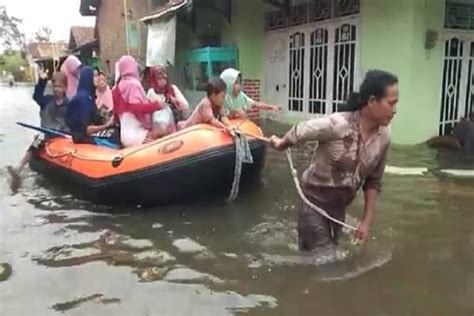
[[172, 238, 206, 254]]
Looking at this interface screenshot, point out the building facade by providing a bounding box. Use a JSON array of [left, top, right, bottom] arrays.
[[81, 0, 474, 144]]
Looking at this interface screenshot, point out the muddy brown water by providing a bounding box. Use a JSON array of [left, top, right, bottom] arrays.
[[1, 86, 473, 315]]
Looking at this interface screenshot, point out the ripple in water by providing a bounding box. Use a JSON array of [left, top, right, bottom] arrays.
[[244, 216, 395, 281]]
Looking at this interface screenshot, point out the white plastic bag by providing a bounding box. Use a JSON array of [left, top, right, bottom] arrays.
[[152, 106, 176, 137]]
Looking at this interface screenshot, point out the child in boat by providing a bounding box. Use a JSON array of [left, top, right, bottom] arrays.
[[178, 77, 232, 131], [7, 68, 69, 191], [220, 68, 281, 119], [94, 68, 114, 123], [147, 66, 189, 138]]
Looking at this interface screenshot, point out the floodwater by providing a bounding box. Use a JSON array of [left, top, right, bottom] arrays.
[[1, 85, 473, 315]]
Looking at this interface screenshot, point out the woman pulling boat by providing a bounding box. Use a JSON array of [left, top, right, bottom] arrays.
[[270, 70, 399, 250]]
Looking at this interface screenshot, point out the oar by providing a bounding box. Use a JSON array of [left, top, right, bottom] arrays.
[[16, 122, 72, 138], [16, 122, 119, 149]]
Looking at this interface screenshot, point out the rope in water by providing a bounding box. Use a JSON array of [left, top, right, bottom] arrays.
[[285, 148, 358, 232], [227, 131, 254, 201]]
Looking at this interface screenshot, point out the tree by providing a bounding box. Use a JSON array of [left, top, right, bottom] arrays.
[[0, 50, 29, 81], [34, 26, 52, 43], [0, 5, 25, 49]]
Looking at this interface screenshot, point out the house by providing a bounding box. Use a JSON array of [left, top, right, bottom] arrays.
[[80, 0, 149, 75], [26, 42, 69, 82], [81, 0, 474, 144], [68, 26, 99, 67]]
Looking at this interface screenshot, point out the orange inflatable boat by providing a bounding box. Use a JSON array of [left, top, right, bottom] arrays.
[[30, 119, 267, 205]]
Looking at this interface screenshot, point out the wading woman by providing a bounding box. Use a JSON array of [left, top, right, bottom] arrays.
[[270, 70, 399, 251]]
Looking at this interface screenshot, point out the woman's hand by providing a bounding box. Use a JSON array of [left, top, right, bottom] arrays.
[[105, 116, 115, 129], [39, 68, 49, 80], [271, 105, 282, 112], [269, 135, 287, 151], [354, 222, 370, 242]]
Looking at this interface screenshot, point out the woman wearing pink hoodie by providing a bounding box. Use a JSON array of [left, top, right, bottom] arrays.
[[60, 55, 82, 99], [113, 55, 163, 147]]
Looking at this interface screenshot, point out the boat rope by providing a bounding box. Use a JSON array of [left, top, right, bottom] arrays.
[[227, 130, 254, 202], [285, 148, 358, 232]]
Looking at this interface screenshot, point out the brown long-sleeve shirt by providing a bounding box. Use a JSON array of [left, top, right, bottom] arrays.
[[283, 111, 390, 204]]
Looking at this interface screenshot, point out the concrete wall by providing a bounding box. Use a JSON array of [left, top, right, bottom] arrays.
[[360, 0, 445, 144], [174, 0, 265, 106], [96, 0, 149, 75]]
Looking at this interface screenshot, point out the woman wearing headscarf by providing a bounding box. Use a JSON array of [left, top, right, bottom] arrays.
[[60, 55, 82, 99], [67, 67, 116, 145], [147, 65, 189, 137], [112, 55, 163, 148]]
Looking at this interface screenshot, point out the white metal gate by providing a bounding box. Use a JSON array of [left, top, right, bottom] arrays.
[[439, 35, 474, 135], [287, 19, 359, 115]]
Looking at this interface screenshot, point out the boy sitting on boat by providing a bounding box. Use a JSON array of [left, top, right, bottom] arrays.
[[178, 77, 233, 132]]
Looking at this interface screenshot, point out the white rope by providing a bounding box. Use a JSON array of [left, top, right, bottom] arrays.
[[285, 148, 358, 231], [227, 131, 254, 201]]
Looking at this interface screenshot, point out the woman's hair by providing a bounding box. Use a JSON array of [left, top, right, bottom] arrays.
[[94, 67, 106, 76], [207, 77, 227, 97], [343, 70, 398, 112]]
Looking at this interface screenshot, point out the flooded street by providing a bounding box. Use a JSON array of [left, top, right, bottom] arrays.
[[1, 85, 473, 315]]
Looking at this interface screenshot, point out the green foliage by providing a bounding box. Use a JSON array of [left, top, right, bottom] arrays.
[[0, 50, 29, 81], [34, 26, 52, 43], [0, 5, 25, 49]]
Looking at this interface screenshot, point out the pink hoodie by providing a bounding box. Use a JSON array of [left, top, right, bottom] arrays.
[[60, 55, 82, 99]]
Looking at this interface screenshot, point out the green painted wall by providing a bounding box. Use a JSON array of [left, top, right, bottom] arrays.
[[228, 0, 265, 79], [174, 0, 264, 80], [361, 0, 445, 144]]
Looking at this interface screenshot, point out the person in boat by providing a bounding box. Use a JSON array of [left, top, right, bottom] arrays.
[[60, 55, 82, 99], [94, 68, 114, 123], [220, 68, 281, 120], [270, 70, 399, 250], [113, 55, 164, 147], [7, 68, 69, 190], [178, 77, 232, 131], [67, 66, 117, 146], [147, 65, 189, 138]]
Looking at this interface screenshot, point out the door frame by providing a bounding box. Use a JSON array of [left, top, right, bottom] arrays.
[[265, 15, 360, 120], [438, 31, 474, 135]]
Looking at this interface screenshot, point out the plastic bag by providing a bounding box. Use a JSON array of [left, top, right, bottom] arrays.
[[152, 106, 176, 137]]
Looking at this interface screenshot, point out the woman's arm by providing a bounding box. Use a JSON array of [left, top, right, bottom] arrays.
[[32, 78, 50, 109], [356, 144, 390, 241], [270, 114, 348, 151], [172, 85, 189, 112], [252, 101, 281, 112]]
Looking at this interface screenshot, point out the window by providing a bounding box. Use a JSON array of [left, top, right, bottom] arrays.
[[439, 36, 474, 135], [445, 0, 474, 30], [287, 22, 358, 114], [266, 0, 360, 31]]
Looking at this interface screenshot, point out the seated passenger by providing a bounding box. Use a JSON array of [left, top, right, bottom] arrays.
[[220, 68, 281, 120], [147, 66, 189, 138], [113, 55, 163, 147], [94, 68, 114, 123], [67, 67, 117, 146], [178, 77, 232, 131]]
